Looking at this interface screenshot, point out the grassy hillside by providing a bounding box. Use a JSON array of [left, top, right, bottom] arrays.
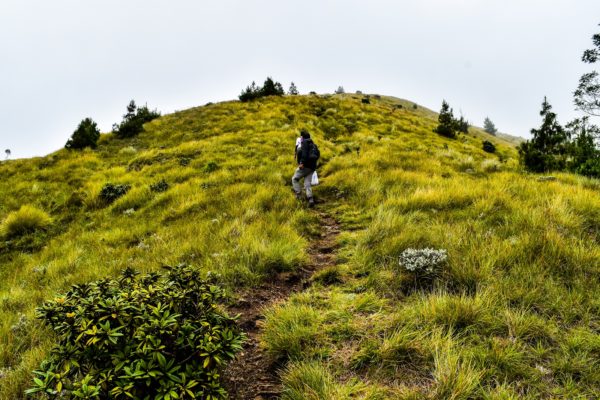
[[1, 93, 598, 399]]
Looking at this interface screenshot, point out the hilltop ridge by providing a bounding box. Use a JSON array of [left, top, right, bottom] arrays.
[[0, 94, 598, 399]]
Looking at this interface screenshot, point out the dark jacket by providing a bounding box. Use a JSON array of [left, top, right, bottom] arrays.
[[296, 138, 317, 170]]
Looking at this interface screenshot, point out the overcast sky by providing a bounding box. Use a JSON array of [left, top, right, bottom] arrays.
[[1, 0, 599, 159]]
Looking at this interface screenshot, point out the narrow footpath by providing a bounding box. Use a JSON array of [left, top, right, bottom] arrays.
[[223, 207, 340, 399]]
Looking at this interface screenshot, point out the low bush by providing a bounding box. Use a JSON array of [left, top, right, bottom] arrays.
[[203, 162, 219, 173], [99, 183, 131, 204], [0, 205, 52, 239], [482, 140, 496, 153], [150, 179, 169, 193], [26, 265, 244, 399]]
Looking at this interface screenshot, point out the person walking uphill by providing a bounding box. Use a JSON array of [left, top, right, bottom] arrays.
[[292, 130, 320, 207]]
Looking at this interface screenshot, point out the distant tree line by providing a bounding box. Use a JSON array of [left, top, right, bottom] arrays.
[[239, 77, 287, 102], [519, 24, 600, 178], [519, 98, 599, 177]]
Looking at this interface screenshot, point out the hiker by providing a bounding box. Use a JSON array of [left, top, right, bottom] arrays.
[[292, 130, 320, 207]]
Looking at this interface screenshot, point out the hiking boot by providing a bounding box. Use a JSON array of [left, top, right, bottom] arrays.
[[308, 197, 315, 208]]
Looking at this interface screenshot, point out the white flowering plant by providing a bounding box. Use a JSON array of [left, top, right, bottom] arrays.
[[398, 248, 448, 276]]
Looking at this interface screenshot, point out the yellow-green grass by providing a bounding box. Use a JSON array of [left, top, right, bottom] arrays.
[[0, 93, 598, 398]]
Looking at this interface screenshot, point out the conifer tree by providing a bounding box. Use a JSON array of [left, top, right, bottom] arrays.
[[65, 118, 101, 150], [566, 117, 600, 177], [435, 100, 456, 138], [483, 117, 498, 135], [4, 149, 10, 160], [261, 77, 284, 97], [455, 114, 469, 134], [519, 97, 569, 172], [288, 82, 299, 95], [239, 81, 260, 102]]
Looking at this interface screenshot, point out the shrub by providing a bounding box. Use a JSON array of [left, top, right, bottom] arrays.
[[112, 100, 160, 139], [150, 179, 169, 193], [0, 205, 52, 239], [26, 265, 244, 399], [99, 183, 131, 204], [575, 157, 600, 178], [65, 118, 101, 150], [482, 140, 496, 153], [203, 161, 219, 173]]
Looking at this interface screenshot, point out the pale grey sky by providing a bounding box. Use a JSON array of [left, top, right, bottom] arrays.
[[1, 0, 599, 159]]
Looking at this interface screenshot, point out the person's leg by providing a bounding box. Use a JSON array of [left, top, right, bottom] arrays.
[[304, 169, 314, 206], [291, 168, 304, 198]]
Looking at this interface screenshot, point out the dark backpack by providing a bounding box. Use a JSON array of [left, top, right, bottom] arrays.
[[308, 141, 320, 161]]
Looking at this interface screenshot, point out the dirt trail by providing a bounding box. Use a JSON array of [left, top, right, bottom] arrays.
[[223, 207, 340, 399]]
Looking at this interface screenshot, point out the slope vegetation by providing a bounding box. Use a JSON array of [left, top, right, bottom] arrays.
[[0, 93, 598, 399]]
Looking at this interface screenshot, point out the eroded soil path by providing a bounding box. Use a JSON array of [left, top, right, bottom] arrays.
[[223, 207, 340, 399]]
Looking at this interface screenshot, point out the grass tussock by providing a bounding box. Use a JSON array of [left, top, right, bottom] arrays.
[[0, 205, 52, 239]]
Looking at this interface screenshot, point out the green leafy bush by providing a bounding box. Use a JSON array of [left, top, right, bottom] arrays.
[[0, 205, 52, 239], [65, 118, 101, 150], [26, 265, 244, 399], [99, 183, 131, 204], [482, 140, 496, 153], [113, 100, 160, 139]]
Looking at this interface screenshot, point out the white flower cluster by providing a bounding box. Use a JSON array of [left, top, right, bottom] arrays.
[[398, 248, 447, 274]]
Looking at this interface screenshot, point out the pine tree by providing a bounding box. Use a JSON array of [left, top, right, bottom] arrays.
[[435, 100, 456, 138], [335, 86, 345, 94], [239, 81, 260, 102], [566, 117, 600, 176], [288, 82, 299, 95], [65, 118, 101, 150], [519, 97, 569, 172], [483, 117, 498, 135], [4, 149, 10, 160], [455, 115, 469, 134], [261, 77, 284, 97], [112, 100, 160, 138]]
